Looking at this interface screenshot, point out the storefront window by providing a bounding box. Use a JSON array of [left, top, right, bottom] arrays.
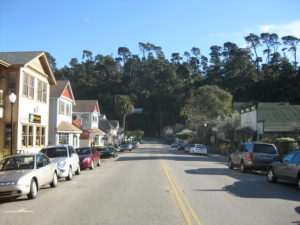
[[58, 133, 69, 144]]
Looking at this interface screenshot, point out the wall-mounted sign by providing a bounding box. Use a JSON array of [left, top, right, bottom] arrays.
[[29, 113, 41, 124]]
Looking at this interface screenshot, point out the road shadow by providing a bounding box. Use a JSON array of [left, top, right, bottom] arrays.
[[116, 154, 226, 165], [185, 167, 300, 202], [293, 206, 300, 224]]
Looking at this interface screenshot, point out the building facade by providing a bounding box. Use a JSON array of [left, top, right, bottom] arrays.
[[0, 52, 56, 157], [72, 100, 105, 147], [49, 80, 82, 148]]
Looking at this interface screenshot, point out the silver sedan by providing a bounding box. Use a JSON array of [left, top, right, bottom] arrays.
[[0, 153, 58, 200]]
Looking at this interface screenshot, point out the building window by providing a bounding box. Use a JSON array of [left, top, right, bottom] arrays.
[[37, 80, 47, 103], [23, 73, 34, 99], [66, 103, 70, 116], [0, 90, 3, 105], [59, 100, 65, 115], [4, 124, 12, 147], [58, 133, 69, 144], [8, 72, 16, 90], [81, 114, 89, 122], [93, 115, 98, 123], [22, 124, 33, 147], [36, 126, 45, 146]]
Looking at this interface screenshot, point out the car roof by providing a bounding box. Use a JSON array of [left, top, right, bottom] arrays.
[[42, 144, 71, 149], [2, 153, 38, 159]]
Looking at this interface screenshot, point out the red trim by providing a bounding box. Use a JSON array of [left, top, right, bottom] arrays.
[[62, 87, 72, 99]]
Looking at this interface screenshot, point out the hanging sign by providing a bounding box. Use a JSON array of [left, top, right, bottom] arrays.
[[29, 113, 41, 124]]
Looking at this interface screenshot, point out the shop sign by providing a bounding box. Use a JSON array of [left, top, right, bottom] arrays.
[[29, 113, 41, 124]]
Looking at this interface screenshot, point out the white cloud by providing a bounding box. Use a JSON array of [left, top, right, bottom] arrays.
[[258, 21, 300, 37]]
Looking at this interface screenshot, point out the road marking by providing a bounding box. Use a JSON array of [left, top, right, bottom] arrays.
[[5, 208, 34, 213], [160, 160, 203, 225]]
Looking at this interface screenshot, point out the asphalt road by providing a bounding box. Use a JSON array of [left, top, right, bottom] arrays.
[[1, 141, 300, 225]]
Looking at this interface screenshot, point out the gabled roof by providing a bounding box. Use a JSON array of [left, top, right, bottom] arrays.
[[50, 80, 75, 102], [0, 51, 43, 65], [99, 119, 119, 133], [257, 102, 300, 132], [73, 100, 100, 113], [57, 121, 82, 133], [98, 119, 111, 133], [0, 51, 56, 85]]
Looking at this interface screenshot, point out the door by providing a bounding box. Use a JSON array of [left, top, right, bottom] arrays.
[[68, 146, 79, 171], [276, 152, 296, 178], [36, 154, 51, 186], [287, 152, 300, 181]]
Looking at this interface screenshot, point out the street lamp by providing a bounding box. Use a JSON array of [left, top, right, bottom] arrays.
[[203, 123, 207, 144], [9, 92, 17, 155]]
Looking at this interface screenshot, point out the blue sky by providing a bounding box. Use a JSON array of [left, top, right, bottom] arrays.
[[1, 0, 300, 68]]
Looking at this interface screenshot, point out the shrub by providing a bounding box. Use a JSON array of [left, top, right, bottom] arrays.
[[275, 137, 299, 155]]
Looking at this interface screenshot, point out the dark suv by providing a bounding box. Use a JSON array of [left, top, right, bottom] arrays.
[[228, 142, 279, 173]]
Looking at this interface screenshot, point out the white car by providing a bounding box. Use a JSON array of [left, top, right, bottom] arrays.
[[0, 153, 58, 200], [40, 145, 80, 180], [189, 144, 208, 155]]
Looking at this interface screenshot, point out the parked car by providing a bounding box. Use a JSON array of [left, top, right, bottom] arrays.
[[266, 150, 300, 190], [184, 144, 195, 153], [228, 142, 279, 173], [171, 142, 178, 148], [177, 143, 189, 151], [76, 147, 101, 170], [40, 145, 80, 180], [0, 153, 58, 200], [100, 146, 118, 158], [120, 141, 133, 151], [189, 144, 208, 155], [132, 141, 140, 149]]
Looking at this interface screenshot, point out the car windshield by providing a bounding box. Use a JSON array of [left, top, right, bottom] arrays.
[[76, 148, 92, 155], [0, 156, 34, 171], [253, 144, 277, 154], [195, 144, 205, 148], [41, 147, 68, 158]]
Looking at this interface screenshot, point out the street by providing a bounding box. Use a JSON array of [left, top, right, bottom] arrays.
[[1, 141, 300, 225]]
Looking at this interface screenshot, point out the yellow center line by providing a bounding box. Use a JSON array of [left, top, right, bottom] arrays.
[[159, 157, 203, 225]]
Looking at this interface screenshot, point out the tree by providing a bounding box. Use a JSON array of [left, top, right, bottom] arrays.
[[245, 33, 261, 73], [115, 95, 135, 130], [45, 52, 57, 72], [181, 85, 233, 135], [282, 35, 299, 70], [118, 47, 131, 63]]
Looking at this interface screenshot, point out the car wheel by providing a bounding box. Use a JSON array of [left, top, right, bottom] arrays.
[[75, 165, 81, 175], [228, 158, 234, 169], [66, 167, 73, 181], [267, 168, 277, 183], [240, 161, 247, 173], [50, 172, 58, 188], [90, 160, 94, 170], [97, 159, 101, 166], [27, 179, 38, 199]]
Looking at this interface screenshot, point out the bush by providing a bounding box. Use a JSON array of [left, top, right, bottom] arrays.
[[275, 137, 299, 155]]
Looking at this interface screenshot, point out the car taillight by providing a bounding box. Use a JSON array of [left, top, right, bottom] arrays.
[[247, 153, 253, 161]]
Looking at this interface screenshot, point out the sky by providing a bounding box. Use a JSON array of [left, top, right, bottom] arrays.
[[0, 0, 300, 68]]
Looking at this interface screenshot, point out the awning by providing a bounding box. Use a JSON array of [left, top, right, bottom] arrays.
[[57, 121, 82, 133]]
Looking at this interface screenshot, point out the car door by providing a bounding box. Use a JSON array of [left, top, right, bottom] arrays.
[[287, 152, 300, 181], [276, 152, 296, 178], [68, 146, 79, 171], [35, 154, 50, 186], [40, 154, 54, 183]]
